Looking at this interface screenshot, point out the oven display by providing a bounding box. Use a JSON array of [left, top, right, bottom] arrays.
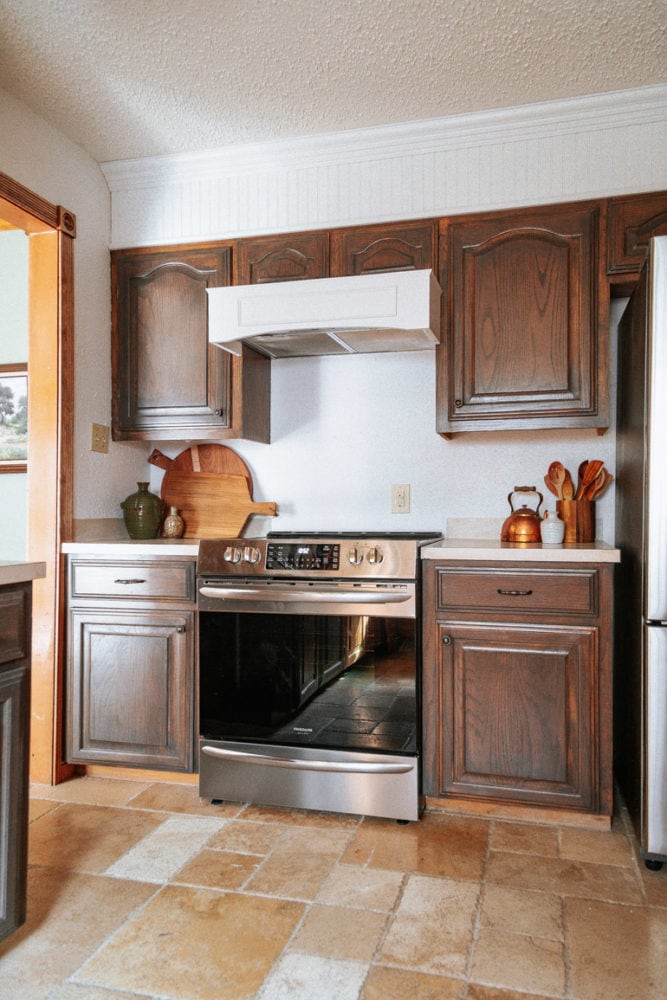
[[266, 543, 340, 571]]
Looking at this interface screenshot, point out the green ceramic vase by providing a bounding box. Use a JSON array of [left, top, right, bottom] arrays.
[[121, 482, 163, 539]]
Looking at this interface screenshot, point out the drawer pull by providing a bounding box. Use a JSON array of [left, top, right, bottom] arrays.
[[497, 588, 533, 597], [114, 578, 147, 585]]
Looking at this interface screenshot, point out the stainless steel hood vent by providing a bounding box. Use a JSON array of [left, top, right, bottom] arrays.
[[207, 270, 441, 359]]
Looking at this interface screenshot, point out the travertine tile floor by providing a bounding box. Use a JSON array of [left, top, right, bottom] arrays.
[[1, 777, 666, 1000]]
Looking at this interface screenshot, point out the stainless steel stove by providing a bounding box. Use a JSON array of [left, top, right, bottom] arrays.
[[197, 532, 440, 821]]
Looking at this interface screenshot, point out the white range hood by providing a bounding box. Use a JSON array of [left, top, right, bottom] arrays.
[[207, 269, 441, 358]]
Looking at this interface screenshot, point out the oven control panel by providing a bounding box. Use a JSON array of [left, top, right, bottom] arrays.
[[266, 543, 340, 571]]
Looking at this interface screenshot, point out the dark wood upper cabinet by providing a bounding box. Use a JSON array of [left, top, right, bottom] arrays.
[[330, 219, 437, 276], [436, 201, 608, 436], [112, 243, 270, 442], [607, 190, 667, 287], [234, 231, 329, 284]]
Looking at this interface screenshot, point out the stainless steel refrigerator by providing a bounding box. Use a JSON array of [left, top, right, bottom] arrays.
[[615, 235, 667, 870]]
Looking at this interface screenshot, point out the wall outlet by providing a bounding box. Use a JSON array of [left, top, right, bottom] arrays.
[[391, 483, 410, 513], [90, 422, 109, 454]]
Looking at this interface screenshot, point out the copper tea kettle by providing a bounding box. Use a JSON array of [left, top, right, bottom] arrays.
[[500, 486, 543, 543]]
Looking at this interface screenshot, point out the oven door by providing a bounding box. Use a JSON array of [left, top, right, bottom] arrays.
[[197, 577, 421, 820]]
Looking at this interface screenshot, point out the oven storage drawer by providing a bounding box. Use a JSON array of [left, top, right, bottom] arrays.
[[435, 566, 599, 616], [69, 559, 196, 603]]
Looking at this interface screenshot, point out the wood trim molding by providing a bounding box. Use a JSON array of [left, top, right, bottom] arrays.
[[0, 171, 75, 784], [0, 170, 76, 236]]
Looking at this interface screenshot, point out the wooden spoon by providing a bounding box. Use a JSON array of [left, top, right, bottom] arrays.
[[579, 460, 605, 499], [575, 460, 589, 500], [547, 461, 566, 499], [588, 469, 613, 500], [562, 468, 575, 500], [543, 474, 560, 498]]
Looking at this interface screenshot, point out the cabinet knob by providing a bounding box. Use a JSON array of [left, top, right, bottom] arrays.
[[214, 408, 224, 416], [442, 634, 452, 645], [455, 399, 463, 408], [176, 625, 186, 633]]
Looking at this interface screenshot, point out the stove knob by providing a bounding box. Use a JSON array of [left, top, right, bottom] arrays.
[[347, 547, 364, 565], [243, 546, 261, 564], [367, 546, 384, 565], [223, 545, 242, 564]]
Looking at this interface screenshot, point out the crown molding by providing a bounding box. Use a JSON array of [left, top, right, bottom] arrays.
[[102, 85, 667, 186], [101, 85, 667, 247]]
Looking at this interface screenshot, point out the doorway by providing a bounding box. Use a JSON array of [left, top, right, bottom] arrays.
[[0, 170, 75, 784]]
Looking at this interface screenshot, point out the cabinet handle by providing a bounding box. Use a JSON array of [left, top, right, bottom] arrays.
[[442, 634, 452, 645], [455, 399, 463, 408], [114, 578, 146, 585], [497, 588, 533, 596], [176, 625, 186, 633], [214, 408, 224, 416]]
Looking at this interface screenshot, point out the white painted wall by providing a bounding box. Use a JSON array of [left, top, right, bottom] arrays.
[[0, 87, 147, 536], [0, 230, 28, 559]]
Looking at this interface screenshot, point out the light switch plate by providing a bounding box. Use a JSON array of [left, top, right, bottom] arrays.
[[91, 422, 109, 454]]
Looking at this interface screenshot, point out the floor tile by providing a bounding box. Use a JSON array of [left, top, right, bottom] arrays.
[[256, 952, 368, 1000], [486, 849, 643, 904], [27, 803, 165, 873], [28, 797, 58, 822], [207, 817, 288, 855], [315, 863, 404, 911], [72, 884, 305, 1000], [470, 927, 566, 997], [558, 818, 635, 867], [290, 903, 387, 961], [377, 873, 479, 977], [489, 820, 559, 857], [480, 884, 563, 940], [30, 775, 151, 806], [639, 862, 667, 907], [103, 813, 225, 882], [566, 897, 667, 1000], [342, 812, 489, 881], [127, 780, 243, 817], [466, 985, 555, 999], [244, 826, 351, 899], [240, 802, 360, 830], [50, 986, 142, 1000], [0, 868, 154, 1000], [172, 847, 261, 889], [361, 965, 464, 999]]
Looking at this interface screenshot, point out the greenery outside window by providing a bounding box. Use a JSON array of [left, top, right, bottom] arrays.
[[0, 363, 28, 472]]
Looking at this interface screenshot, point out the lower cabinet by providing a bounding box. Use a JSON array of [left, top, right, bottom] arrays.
[[0, 582, 31, 943], [66, 556, 196, 772], [422, 561, 613, 815]]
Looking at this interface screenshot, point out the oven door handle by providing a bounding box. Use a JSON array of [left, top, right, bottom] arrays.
[[200, 745, 415, 774], [198, 586, 411, 604]]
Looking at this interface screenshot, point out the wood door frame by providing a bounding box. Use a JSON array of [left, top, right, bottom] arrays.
[[0, 171, 75, 784]]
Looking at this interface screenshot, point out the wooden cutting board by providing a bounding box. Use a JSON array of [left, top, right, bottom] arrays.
[[148, 444, 252, 486], [162, 471, 277, 538]]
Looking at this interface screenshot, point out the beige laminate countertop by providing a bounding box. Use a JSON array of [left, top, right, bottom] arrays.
[[421, 539, 620, 563], [0, 561, 47, 585]]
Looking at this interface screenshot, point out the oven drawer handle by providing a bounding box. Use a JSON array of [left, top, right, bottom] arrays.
[[199, 586, 411, 604], [201, 745, 415, 774]]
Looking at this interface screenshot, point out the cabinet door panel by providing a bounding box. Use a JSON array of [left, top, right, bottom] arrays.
[[0, 666, 29, 942], [437, 203, 608, 434], [68, 610, 194, 771], [235, 232, 329, 284], [438, 622, 597, 809], [112, 245, 235, 439], [330, 220, 436, 276], [607, 191, 667, 276]]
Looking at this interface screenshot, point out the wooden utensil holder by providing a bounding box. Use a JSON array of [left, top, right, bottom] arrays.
[[556, 500, 596, 543]]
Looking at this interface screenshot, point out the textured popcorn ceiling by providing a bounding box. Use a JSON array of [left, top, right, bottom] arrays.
[[0, 0, 665, 163]]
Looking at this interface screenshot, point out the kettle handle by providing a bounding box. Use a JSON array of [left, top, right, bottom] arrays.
[[507, 485, 544, 515]]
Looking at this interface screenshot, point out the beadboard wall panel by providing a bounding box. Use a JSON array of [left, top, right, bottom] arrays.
[[103, 86, 667, 249]]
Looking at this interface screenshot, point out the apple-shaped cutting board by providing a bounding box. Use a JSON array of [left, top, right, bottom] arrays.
[[148, 444, 277, 538]]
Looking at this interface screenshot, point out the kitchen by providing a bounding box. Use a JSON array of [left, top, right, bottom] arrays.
[[1, 2, 667, 996]]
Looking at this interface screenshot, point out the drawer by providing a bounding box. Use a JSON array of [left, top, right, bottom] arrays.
[[435, 566, 598, 616], [69, 559, 195, 603]]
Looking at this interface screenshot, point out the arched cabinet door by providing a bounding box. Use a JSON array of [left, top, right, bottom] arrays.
[[437, 201, 609, 436], [112, 243, 269, 442]]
